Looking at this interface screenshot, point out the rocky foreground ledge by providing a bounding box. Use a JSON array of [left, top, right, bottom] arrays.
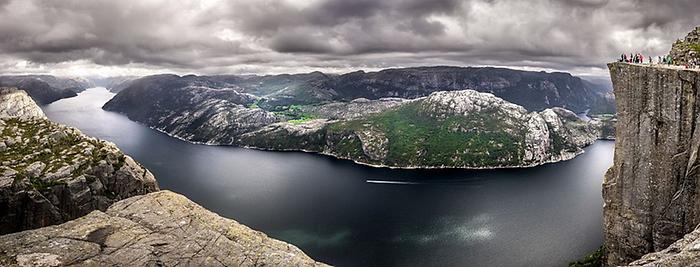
[[0, 191, 327, 267], [626, 225, 700, 266]]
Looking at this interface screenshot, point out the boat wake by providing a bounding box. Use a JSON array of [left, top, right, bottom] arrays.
[[366, 180, 421, 185]]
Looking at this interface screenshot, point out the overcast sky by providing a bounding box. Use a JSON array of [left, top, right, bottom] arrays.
[[0, 0, 698, 78]]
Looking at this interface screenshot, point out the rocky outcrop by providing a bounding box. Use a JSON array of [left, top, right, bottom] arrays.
[[0, 88, 45, 119], [626, 225, 700, 266], [0, 190, 327, 267], [670, 27, 700, 66], [0, 91, 158, 234], [603, 62, 700, 266]]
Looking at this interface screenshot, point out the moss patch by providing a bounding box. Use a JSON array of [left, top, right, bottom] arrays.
[[569, 246, 603, 267]]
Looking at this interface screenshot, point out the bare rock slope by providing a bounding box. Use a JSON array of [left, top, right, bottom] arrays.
[[0, 190, 327, 267], [0, 88, 45, 119], [626, 225, 700, 266]]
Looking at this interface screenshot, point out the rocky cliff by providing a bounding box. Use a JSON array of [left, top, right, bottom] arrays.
[[670, 26, 700, 66], [625, 224, 700, 266], [604, 62, 700, 266], [0, 88, 159, 234]]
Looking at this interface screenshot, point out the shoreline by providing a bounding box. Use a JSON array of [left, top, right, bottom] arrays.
[[135, 115, 599, 170]]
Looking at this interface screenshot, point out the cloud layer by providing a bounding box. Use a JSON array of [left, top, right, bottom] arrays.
[[0, 0, 698, 77]]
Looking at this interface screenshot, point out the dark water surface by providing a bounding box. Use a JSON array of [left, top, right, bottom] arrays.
[[43, 88, 614, 267]]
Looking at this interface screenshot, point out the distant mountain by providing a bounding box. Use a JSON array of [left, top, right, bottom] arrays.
[[0, 75, 93, 104], [88, 76, 140, 93], [105, 66, 615, 113], [276, 66, 614, 113]]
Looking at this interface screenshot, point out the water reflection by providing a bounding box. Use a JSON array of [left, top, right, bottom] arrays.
[[43, 88, 614, 267]]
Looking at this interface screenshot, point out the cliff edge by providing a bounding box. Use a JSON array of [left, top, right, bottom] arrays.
[[604, 62, 700, 266]]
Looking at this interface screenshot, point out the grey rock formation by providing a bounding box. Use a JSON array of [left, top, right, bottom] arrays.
[[604, 62, 700, 266], [626, 225, 700, 266], [0, 95, 158, 234], [0, 88, 45, 119], [0, 190, 328, 267], [670, 26, 700, 66]]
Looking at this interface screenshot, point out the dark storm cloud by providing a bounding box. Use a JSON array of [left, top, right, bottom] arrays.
[[0, 0, 699, 77]]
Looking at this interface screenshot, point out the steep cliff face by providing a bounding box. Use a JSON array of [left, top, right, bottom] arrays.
[[604, 62, 700, 266], [0, 91, 159, 234]]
